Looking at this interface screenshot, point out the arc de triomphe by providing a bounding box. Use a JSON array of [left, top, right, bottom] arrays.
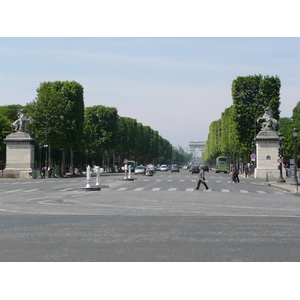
[[189, 141, 205, 158]]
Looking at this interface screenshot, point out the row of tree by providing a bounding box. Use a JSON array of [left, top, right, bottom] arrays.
[[203, 74, 300, 167], [0, 81, 191, 173]]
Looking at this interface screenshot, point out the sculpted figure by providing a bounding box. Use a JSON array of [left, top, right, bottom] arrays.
[[11, 109, 32, 133], [257, 107, 279, 131]]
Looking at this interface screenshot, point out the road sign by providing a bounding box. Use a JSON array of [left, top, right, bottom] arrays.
[[278, 158, 283, 163], [124, 159, 129, 164], [250, 153, 256, 159]]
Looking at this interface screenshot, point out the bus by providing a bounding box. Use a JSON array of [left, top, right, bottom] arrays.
[[215, 156, 228, 173]]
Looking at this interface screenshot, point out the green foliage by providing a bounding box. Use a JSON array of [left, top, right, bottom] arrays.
[[204, 74, 281, 164], [0, 113, 12, 164], [84, 105, 118, 153], [0, 105, 24, 123], [26, 81, 84, 150]]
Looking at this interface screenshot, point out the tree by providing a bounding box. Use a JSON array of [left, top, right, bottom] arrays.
[[26, 81, 84, 174], [84, 105, 118, 169], [232, 74, 281, 153], [0, 113, 12, 165]]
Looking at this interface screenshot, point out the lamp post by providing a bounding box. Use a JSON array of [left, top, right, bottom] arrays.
[[39, 143, 43, 178], [277, 132, 285, 183], [291, 127, 299, 187]]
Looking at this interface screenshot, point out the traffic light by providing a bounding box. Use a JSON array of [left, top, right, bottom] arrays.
[[278, 148, 282, 158]]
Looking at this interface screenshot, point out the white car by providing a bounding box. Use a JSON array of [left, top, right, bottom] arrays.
[[160, 164, 168, 171], [134, 166, 145, 175]]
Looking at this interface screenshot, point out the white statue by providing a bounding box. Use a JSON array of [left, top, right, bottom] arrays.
[[257, 107, 279, 131], [11, 109, 32, 133]]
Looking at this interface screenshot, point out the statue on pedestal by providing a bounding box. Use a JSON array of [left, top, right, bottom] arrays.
[[256, 106, 279, 132], [11, 109, 32, 133]]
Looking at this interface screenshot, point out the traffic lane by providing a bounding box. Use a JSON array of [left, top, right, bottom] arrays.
[[0, 189, 298, 217], [0, 214, 299, 261]]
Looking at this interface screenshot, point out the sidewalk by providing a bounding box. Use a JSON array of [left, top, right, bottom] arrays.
[[263, 177, 300, 195]]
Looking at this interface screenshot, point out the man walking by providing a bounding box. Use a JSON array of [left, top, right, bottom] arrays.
[[195, 166, 209, 190]]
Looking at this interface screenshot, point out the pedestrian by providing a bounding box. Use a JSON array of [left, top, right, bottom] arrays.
[[195, 166, 209, 190], [48, 166, 52, 178], [232, 168, 239, 183], [244, 165, 249, 178], [41, 167, 45, 178]]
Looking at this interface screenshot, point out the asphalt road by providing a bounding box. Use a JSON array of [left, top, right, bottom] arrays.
[[0, 170, 300, 262]]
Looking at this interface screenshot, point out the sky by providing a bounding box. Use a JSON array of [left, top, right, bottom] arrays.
[[1, 2, 300, 154]]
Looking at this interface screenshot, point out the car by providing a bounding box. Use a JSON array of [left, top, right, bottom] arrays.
[[191, 166, 200, 174], [202, 165, 209, 172], [160, 164, 168, 171], [167, 165, 172, 171], [155, 166, 161, 172], [134, 166, 145, 175], [171, 165, 180, 172]]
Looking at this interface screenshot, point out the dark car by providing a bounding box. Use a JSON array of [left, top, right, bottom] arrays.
[[171, 165, 180, 172], [191, 166, 200, 174], [202, 165, 209, 172]]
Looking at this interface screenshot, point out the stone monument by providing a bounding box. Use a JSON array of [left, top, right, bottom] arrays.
[[254, 107, 281, 179], [3, 109, 37, 179]]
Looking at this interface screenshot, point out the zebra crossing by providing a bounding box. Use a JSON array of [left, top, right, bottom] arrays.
[[112, 187, 284, 194], [0, 177, 287, 195]]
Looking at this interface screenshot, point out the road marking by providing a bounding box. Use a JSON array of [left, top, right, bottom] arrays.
[[240, 190, 249, 193], [143, 180, 149, 181], [191, 180, 197, 182], [167, 180, 173, 182], [5, 189, 22, 193], [168, 188, 177, 191], [117, 188, 127, 191], [179, 180, 185, 182], [186, 188, 194, 192], [216, 181, 221, 183], [23, 189, 39, 193], [155, 180, 161, 181], [222, 189, 230, 193], [257, 190, 266, 194], [152, 188, 161, 191], [134, 188, 144, 191]]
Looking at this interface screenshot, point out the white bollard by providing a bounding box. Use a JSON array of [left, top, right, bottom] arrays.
[[128, 164, 131, 178], [124, 163, 128, 179], [95, 166, 100, 186], [86, 165, 91, 188]]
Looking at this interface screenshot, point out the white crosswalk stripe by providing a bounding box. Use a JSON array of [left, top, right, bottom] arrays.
[[257, 190, 266, 194], [23, 189, 39, 193], [134, 188, 144, 191], [168, 188, 177, 191], [222, 189, 230, 193], [240, 190, 249, 193], [151, 188, 161, 191], [117, 188, 128, 191], [186, 188, 194, 192]]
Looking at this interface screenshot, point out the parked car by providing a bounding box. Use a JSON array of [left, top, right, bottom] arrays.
[[191, 166, 200, 174], [134, 166, 145, 175], [171, 165, 180, 172], [156, 166, 161, 172], [160, 164, 168, 171]]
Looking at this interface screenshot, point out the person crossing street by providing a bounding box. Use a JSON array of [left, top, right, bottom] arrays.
[[195, 166, 209, 190]]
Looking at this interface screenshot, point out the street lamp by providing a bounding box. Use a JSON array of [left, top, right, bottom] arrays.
[[277, 132, 285, 183], [39, 143, 43, 178], [291, 127, 299, 187]]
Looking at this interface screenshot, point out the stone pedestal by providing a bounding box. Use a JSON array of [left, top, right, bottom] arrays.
[[254, 131, 281, 179], [3, 132, 37, 179]]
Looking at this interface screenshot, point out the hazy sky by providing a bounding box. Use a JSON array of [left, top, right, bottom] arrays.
[[1, 37, 300, 151]]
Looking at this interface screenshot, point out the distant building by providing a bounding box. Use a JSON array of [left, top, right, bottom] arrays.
[[173, 145, 185, 154]]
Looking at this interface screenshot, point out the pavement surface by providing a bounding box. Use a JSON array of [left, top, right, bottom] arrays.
[[265, 176, 300, 195]]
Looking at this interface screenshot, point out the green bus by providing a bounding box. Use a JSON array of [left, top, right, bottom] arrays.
[[215, 156, 228, 173]]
